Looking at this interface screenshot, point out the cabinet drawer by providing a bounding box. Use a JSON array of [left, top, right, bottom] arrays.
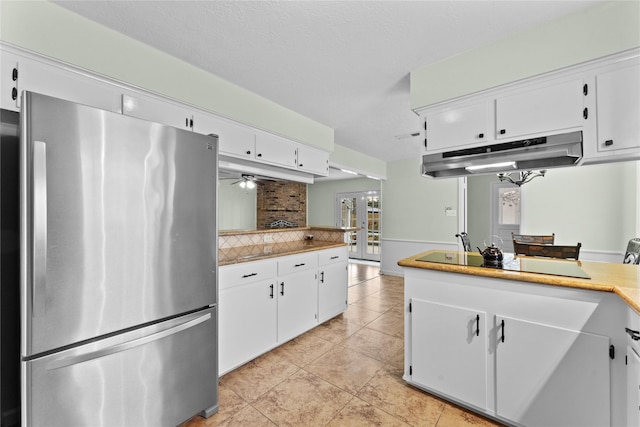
[[318, 246, 348, 265], [219, 259, 277, 290], [278, 252, 318, 276]]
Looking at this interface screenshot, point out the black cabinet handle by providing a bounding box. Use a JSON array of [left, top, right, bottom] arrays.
[[583, 108, 588, 120], [604, 140, 614, 146], [499, 129, 506, 135], [246, 150, 251, 155], [476, 314, 480, 337], [299, 163, 303, 167], [280, 282, 285, 296], [320, 271, 325, 283], [242, 273, 258, 278], [257, 153, 262, 157], [626, 327, 640, 341], [269, 284, 274, 299], [478, 133, 484, 139], [500, 319, 505, 343], [11, 87, 17, 100], [294, 263, 306, 268], [583, 83, 588, 96], [12, 68, 18, 81], [330, 255, 340, 260]]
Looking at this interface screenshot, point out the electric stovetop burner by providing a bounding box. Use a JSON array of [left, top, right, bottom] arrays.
[[416, 252, 590, 279]]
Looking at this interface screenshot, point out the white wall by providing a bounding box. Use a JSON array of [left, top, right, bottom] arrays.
[[411, 1, 640, 109], [0, 1, 333, 152]]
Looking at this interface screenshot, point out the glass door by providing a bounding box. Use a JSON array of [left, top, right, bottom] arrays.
[[336, 191, 380, 261], [490, 182, 520, 253]]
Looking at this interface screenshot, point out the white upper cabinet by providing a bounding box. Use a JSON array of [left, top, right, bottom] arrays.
[[2, 49, 121, 114], [595, 63, 640, 153], [495, 78, 585, 140], [121, 93, 194, 131], [424, 101, 490, 152], [192, 112, 255, 159], [297, 144, 329, 176], [255, 131, 298, 168]]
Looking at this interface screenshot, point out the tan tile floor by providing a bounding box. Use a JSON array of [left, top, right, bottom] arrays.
[[182, 261, 503, 427]]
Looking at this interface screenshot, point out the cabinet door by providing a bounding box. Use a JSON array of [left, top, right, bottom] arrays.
[[121, 93, 194, 131], [596, 63, 640, 153], [3, 51, 121, 113], [219, 280, 277, 374], [254, 131, 298, 168], [318, 261, 348, 323], [410, 299, 487, 410], [193, 113, 256, 159], [628, 347, 640, 427], [277, 269, 318, 343], [424, 101, 490, 152], [495, 315, 610, 426], [297, 145, 329, 176], [495, 79, 584, 139]]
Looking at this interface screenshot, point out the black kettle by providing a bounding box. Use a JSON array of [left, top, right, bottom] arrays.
[[477, 237, 504, 266]]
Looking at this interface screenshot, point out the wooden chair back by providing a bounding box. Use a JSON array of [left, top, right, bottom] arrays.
[[513, 241, 581, 260], [511, 233, 555, 245]]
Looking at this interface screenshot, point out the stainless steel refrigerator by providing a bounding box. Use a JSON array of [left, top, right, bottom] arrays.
[[18, 91, 218, 426]]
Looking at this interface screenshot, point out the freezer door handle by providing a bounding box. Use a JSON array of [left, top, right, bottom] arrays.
[[46, 311, 212, 370], [33, 140, 47, 317]]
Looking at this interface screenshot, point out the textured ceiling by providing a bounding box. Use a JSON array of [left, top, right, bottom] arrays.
[[54, 0, 600, 163]]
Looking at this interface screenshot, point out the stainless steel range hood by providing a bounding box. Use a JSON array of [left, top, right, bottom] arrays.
[[422, 131, 583, 178]]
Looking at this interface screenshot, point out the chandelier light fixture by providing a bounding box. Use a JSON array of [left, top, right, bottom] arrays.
[[497, 170, 546, 186]]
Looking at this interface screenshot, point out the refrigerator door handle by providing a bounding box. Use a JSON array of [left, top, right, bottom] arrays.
[[46, 312, 212, 370], [33, 140, 47, 317]]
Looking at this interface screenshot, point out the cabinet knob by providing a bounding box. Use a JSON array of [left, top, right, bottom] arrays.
[[604, 140, 614, 146], [299, 163, 303, 167], [246, 150, 251, 155], [478, 133, 484, 139], [257, 153, 262, 157], [499, 129, 506, 135]]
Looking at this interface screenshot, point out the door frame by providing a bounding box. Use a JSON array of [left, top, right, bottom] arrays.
[[335, 191, 380, 261]]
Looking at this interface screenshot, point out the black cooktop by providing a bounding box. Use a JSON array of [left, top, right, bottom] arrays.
[[416, 252, 590, 279]]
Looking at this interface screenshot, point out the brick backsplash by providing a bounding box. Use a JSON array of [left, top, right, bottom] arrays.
[[257, 181, 306, 229]]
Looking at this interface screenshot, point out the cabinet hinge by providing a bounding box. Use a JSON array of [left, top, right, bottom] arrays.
[[409, 365, 413, 375], [583, 83, 588, 96], [609, 345, 615, 360]]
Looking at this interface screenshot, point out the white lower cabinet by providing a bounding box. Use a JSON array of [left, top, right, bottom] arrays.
[[627, 347, 640, 427], [404, 268, 623, 426], [219, 247, 347, 374], [318, 247, 348, 323], [277, 268, 318, 343], [495, 316, 610, 427], [219, 278, 277, 375], [410, 299, 487, 410]]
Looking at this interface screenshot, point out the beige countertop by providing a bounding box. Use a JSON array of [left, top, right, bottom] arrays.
[[220, 240, 347, 266], [398, 250, 640, 313]]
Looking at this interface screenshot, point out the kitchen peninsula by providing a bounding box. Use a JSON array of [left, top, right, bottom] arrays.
[[218, 226, 356, 375], [398, 250, 640, 427]]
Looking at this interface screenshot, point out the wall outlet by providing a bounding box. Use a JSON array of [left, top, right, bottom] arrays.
[[445, 207, 457, 217], [263, 234, 273, 243]]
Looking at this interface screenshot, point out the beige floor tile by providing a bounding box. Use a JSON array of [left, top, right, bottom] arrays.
[[352, 293, 398, 313], [435, 403, 504, 427], [194, 383, 248, 425], [271, 333, 335, 367], [304, 345, 384, 394], [221, 352, 299, 402], [366, 307, 404, 338], [212, 405, 277, 427], [341, 304, 383, 328], [326, 396, 411, 426], [357, 366, 446, 426], [388, 346, 405, 371], [370, 288, 405, 306], [305, 314, 362, 344], [252, 370, 354, 427], [343, 327, 403, 363]]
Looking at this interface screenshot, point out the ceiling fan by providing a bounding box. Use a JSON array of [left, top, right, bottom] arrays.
[[220, 173, 277, 189]]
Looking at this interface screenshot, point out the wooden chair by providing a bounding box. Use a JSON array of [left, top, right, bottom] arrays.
[[513, 241, 581, 260], [512, 233, 555, 245]]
